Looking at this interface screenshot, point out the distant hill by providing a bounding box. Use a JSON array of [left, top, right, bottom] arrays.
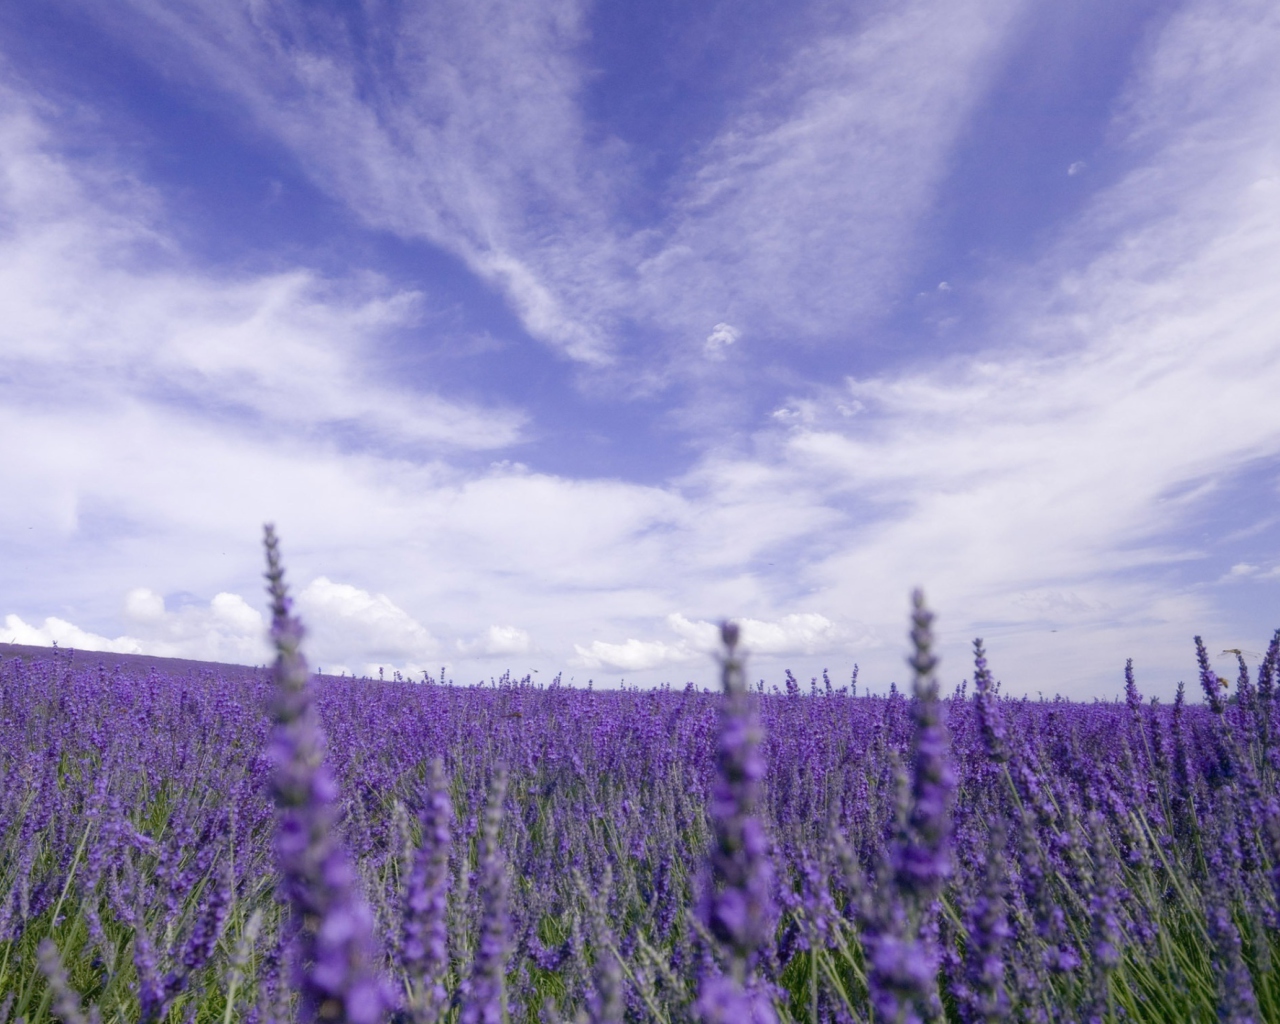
[[0, 642, 268, 682]]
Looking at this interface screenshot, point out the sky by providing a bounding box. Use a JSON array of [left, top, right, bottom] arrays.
[[1, 0, 1278, 698]]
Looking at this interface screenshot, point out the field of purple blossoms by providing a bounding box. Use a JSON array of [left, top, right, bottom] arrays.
[[3, 532, 1280, 1023]]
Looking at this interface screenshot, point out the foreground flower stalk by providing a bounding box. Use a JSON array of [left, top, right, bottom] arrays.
[[264, 524, 394, 1024], [460, 766, 511, 1024], [695, 621, 778, 1024], [864, 589, 954, 1024], [403, 757, 454, 1024]]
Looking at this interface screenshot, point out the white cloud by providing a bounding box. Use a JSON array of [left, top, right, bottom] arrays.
[[3, 614, 143, 655], [295, 577, 438, 665], [638, 0, 1024, 346], [72, 0, 617, 364], [573, 611, 842, 672], [124, 587, 166, 623], [456, 624, 535, 657], [658, 0, 1280, 691], [0, 83, 524, 453], [68, 0, 1026, 369], [704, 322, 739, 359], [572, 637, 692, 673], [740, 613, 841, 655], [4, 589, 268, 664]]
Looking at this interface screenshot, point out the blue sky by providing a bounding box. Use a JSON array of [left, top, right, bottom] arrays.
[[1, 0, 1278, 697]]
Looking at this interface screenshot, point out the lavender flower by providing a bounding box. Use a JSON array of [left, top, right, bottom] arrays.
[[972, 639, 1008, 763], [1123, 659, 1142, 714], [1084, 818, 1120, 1024], [958, 827, 1011, 1023], [864, 590, 953, 1024], [38, 938, 99, 1024], [132, 917, 171, 1024], [402, 757, 454, 1024], [695, 621, 778, 1024], [896, 590, 955, 899], [578, 866, 624, 1024], [1195, 636, 1224, 713], [1171, 681, 1196, 842], [1206, 902, 1259, 1024], [695, 973, 781, 1024], [181, 865, 231, 975], [1259, 629, 1280, 704], [460, 767, 510, 1024], [1235, 652, 1256, 714], [263, 524, 394, 1024]]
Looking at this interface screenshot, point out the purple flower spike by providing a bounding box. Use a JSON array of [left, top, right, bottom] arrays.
[[1259, 629, 1280, 704], [864, 590, 953, 1024], [403, 757, 454, 1024], [1124, 659, 1142, 714], [38, 938, 98, 1024], [1207, 903, 1260, 1024], [263, 525, 395, 1024], [1195, 636, 1224, 713], [694, 973, 779, 1024], [960, 826, 1011, 1022], [972, 639, 1008, 763], [461, 767, 510, 1024], [897, 591, 955, 899], [696, 622, 779, 1022]]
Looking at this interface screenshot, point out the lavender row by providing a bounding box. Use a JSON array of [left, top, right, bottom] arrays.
[[2, 555, 1279, 1020]]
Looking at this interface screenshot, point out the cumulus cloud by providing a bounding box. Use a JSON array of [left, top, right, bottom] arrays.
[[3, 615, 143, 655], [456, 625, 535, 657], [4, 589, 268, 663], [295, 577, 439, 666], [571, 637, 689, 673], [573, 611, 841, 671]]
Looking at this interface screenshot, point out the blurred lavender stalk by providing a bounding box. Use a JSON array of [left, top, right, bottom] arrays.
[[38, 938, 99, 1024], [402, 757, 454, 1024], [695, 621, 778, 1024], [864, 589, 954, 1024], [263, 524, 395, 1024], [460, 766, 510, 1024], [972, 639, 1008, 764]]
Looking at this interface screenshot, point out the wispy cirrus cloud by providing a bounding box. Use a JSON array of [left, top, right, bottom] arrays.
[[72, 0, 1028, 371], [638, 0, 1025, 349], [0, 86, 524, 454], [74, 0, 621, 363], [674, 0, 1280, 686]]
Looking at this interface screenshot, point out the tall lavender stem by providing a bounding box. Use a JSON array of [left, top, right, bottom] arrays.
[[460, 767, 510, 1024], [897, 591, 954, 902], [263, 524, 393, 1024], [865, 589, 953, 1024], [403, 757, 454, 1024], [1195, 636, 1224, 714], [695, 621, 778, 1024], [972, 639, 1008, 764], [38, 938, 98, 1024], [959, 826, 1011, 1023], [1124, 659, 1142, 714]]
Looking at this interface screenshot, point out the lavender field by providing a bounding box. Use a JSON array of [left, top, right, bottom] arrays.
[[3, 536, 1280, 1023]]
